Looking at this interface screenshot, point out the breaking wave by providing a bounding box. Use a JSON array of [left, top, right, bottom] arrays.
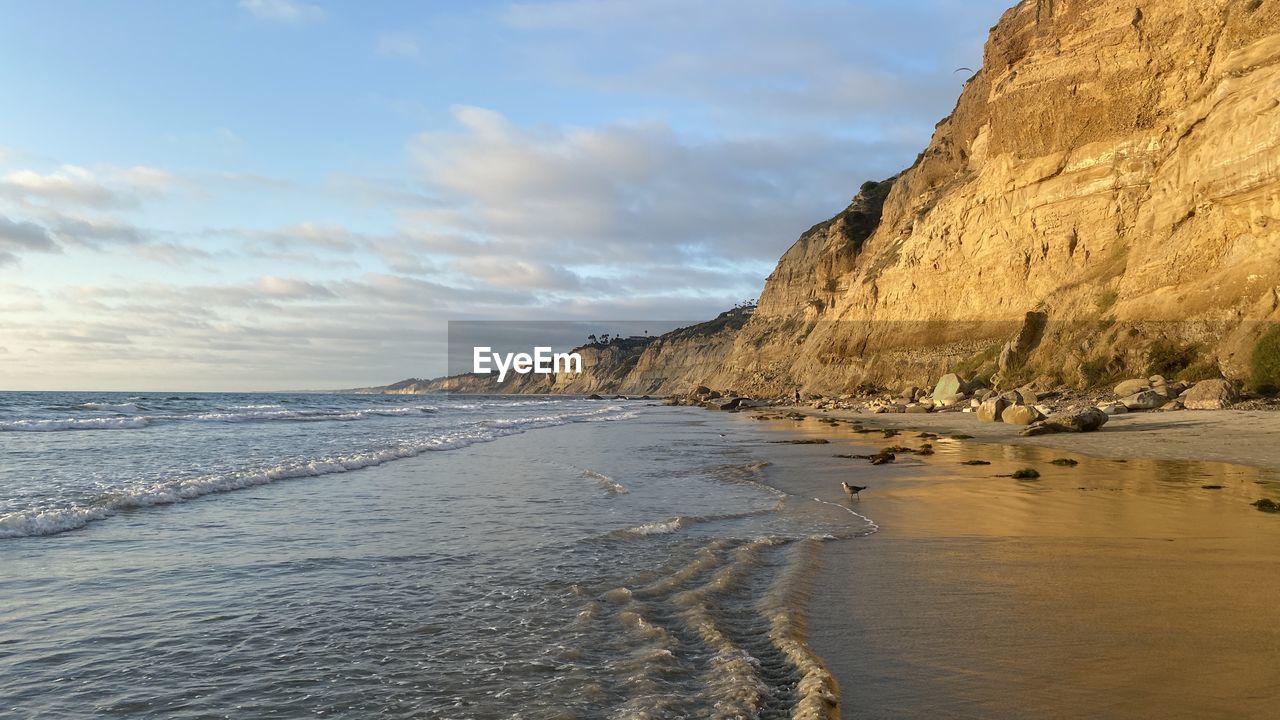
[[0, 405, 632, 539]]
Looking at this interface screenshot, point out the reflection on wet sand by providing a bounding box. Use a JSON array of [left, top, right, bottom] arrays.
[[742, 413, 1280, 720]]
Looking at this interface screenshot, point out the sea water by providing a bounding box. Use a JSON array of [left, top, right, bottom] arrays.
[[0, 393, 873, 718]]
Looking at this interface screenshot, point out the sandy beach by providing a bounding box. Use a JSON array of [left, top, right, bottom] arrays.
[[732, 409, 1280, 719]]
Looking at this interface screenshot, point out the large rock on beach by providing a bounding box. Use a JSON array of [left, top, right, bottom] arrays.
[[977, 397, 1009, 423], [932, 373, 968, 401], [1121, 390, 1166, 411], [1001, 404, 1045, 425], [1183, 379, 1238, 410], [1114, 379, 1151, 397]]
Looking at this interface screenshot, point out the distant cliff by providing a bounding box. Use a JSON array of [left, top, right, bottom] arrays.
[[368, 0, 1280, 397]]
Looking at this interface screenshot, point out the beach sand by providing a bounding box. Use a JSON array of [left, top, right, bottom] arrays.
[[733, 410, 1280, 719]]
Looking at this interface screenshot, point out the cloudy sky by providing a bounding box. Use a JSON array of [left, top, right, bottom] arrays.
[[0, 0, 1010, 391]]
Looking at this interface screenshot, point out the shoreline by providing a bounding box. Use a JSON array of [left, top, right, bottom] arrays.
[[728, 409, 1280, 718]]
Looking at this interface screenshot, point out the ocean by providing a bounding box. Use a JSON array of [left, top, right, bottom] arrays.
[[0, 392, 875, 718]]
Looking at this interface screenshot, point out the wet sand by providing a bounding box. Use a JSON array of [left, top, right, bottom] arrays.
[[733, 412, 1280, 719]]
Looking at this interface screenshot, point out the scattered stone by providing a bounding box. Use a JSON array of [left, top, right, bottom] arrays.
[[869, 452, 896, 465], [1159, 400, 1185, 412], [1010, 468, 1041, 480], [936, 392, 968, 408], [882, 429, 900, 438], [1097, 403, 1127, 415], [961, 459, 991, 465], [1050, 458, 1079, 466], [1001, 404, 1045, 425], [1114, 378, 1151, 396], [1253, 499, 1280, 513], [1183, 379, 1239, 410], [905, 403, 932, 414]]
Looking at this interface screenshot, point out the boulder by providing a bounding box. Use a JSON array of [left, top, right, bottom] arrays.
[[1121, 390, 1166, 411], [1001, 404, 1045, 425], [999, 388, 1034, 406], [977, 397, 1009, 422], [1044, 407, 1110, 433], [1183, 379, 1238, 410], [690, 385, 711, 397], [1148, 375, 1168, 387], [1113, 378, 1151, 397], [936, 392, 968, 408], [931, 373, 967, 401]]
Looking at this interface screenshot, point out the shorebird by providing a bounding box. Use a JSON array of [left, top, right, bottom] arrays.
[[841, 482, 867, 499]]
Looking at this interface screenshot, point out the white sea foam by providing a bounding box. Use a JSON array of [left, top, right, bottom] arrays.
[[0, 405, 633, 539], [76, 402, 141, 413], [0, 404, 442, 432], [0, 416, 153, 432]]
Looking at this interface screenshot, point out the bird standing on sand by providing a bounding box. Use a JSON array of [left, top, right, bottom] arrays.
[[842, 482, 867, 499]]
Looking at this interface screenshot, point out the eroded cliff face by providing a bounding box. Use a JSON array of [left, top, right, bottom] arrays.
[[678, 0, 1280, 394]]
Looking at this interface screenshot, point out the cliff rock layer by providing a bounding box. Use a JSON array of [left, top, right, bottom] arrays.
[[673, 0, 1280, 394]]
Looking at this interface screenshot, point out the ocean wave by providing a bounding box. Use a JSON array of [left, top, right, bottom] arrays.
[[76, 402, 141, 413], [0, 405, 634, 539], [582, 468, 628, 495], [0, 416, 153, 432], [0, 404, 441, 432]]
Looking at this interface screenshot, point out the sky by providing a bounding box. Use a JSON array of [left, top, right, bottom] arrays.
[[0, 0, 1012, 391]]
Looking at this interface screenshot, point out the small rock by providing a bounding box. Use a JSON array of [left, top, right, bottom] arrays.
[[905, 403, 932, 414], [1097, 403, 1127, 415], [587, 394, 605, 400]]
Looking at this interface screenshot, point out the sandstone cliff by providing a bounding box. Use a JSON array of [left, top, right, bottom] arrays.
[[668, 0, 1280, 396], [379, 0, 1280, 397]]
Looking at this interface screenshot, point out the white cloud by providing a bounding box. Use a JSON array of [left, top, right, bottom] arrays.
[[408, 105, 908, 271], [0, 164, 173, 210], [239, 0, 325, 24]]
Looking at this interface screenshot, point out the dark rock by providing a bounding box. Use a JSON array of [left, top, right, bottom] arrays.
[[1011, 468, 1041, 479], [1253, 499, 1280, 513], [1049, 458, 1079, 466], [961, 459, 991, 465]]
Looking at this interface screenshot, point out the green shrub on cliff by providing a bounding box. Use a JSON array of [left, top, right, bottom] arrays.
[[1249, 324, 1280, 394], [1146, 340, 1199, 378]]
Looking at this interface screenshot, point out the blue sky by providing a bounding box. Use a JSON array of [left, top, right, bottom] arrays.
[[0, 0, 1012, 390]]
